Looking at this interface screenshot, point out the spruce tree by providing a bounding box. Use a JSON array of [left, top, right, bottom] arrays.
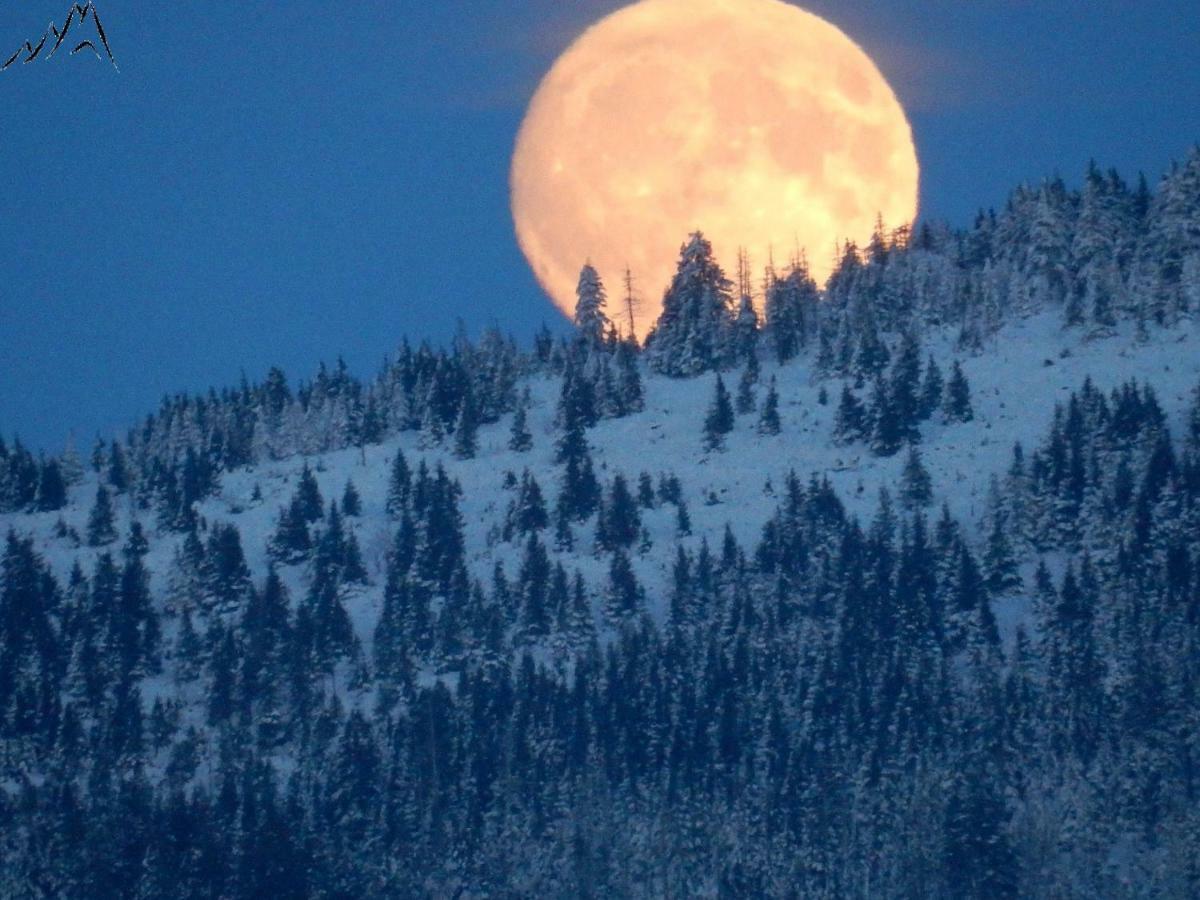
[[517, 533, 552, 640], [341, 480, 362, 517], [508, 403, 533, 453], [36, 459, 67, 512], [703, 374, 735, 451], [614, 338, 645, 414], [676, 498, 692, 536], [647, 232, 736, 376], [598, 474, 640, 551], [385, 450, 412, 516], [736, 357, 758, 415], [870, 377, 905, 457], [637, 472, 656, 509], [889, 331, 923, 436], [107, 441, 129, 493], [295, 464, 324, 523], [573, 263, 610, 348], [764, 262, 819, 363], [513, 471, 549, 535], [899, 446, 933, 509], [605, 550, 642, 624], [270, 499, 311, 564], [453, 389, 479, 460], [87, 485, 118, 547], [833, 386, 867, 444], [919, 355, 944, 420], [758, 377, 781, 436], [944, 361, 975, 423], [941, 765, 1019, 899], [983, 512, 1022, 594]]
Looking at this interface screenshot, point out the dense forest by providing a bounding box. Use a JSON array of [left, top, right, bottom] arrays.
[[1, 150, 1199, 897]]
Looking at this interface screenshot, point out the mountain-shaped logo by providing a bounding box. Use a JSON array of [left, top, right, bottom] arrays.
[[2, 1, 117, 72]]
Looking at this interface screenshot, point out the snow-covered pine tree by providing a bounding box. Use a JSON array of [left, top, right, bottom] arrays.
[[703, 374, 735, 451], [758, 377, 781, 436], [508, 402, 533, 452], [86, 485, 117, 547], [944, 361, 975, 423], [647, 232, 736, 377], [900, 446, 934, 509], [764, 261, 819, 363], [919, 355, 944, 420], [341, 480, 362, 517], [833, 385, 867, 444], [613, 337, 645, 415], [736, 355, 759, 415], [573, 263, 611, 348], [453, 387, 479, 460]]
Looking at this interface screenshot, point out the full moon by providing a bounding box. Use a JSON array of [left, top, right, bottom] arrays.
[[511, 0, 919, 338]]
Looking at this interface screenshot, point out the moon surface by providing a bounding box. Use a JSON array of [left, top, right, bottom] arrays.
[[511, 0, 919, 338]]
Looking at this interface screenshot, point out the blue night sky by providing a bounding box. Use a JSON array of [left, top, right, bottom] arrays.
[[2, 0, 1198, 452]]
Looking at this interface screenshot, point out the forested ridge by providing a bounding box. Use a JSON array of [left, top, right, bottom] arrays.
[[1, 151, 1199, 897]]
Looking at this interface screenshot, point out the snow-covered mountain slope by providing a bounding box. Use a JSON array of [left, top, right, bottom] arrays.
[[7, 310, 1198, 645]]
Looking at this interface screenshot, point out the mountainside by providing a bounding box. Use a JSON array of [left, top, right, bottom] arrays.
[[2, 153, 1200, 897], [11, 309, 1200, 645]]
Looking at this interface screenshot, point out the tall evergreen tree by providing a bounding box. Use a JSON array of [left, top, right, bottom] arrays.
[[453, 388, 479, 460], [573, 263, 611, 348], [87, 485, 118, 547], [508, 403, 533, 453], [758, 377, 782, 436], [944, 361, 975, 423], [899, 446, 934, 509], [703, 374, 735, 451], [833, 386, 868, 445], [647, 232, 736, 377]]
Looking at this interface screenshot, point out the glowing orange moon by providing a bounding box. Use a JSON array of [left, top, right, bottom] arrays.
[[511, 0, 919, 338]]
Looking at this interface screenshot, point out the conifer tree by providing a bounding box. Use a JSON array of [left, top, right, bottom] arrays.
[[107, 441, 129, 493], [703, 374, 735, 451], [983, 511, 1022, 594], [732, 294, 760, 364], [385, 450, 412, 516], [920, 355, 944, 420], [676, 498, 692, 536], [270, 499, 311, 564], [736, 356, 758, 415], [517, 533, 552, 640], [512, 471, 549, 535], [453, 388, 479, 460], [508, 403, 533, 453], [605, 550, 642, 624], [87, 485, 118, 547], [647, 232, 736, 376], [597, 473, 640, 551], [295, 463, 324, 523], [573, 263, 610, 348], [833, 386, 867, 444], [941, 764, 1019, 899], [944, 361, 975, 423], [614, 338, 645, 414], [36, 459, 67, 512], [899, 446, 934, 509], [637, 472, 656, 509], [764, 262, 819, 363], [341, 480, 362, 517], [889, 331, 923, 433], [870, 377, 906, 457], [758, 377, 781, 436]]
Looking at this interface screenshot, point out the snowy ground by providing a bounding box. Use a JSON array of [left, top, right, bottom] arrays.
[[6, 311, 1199, 654]]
